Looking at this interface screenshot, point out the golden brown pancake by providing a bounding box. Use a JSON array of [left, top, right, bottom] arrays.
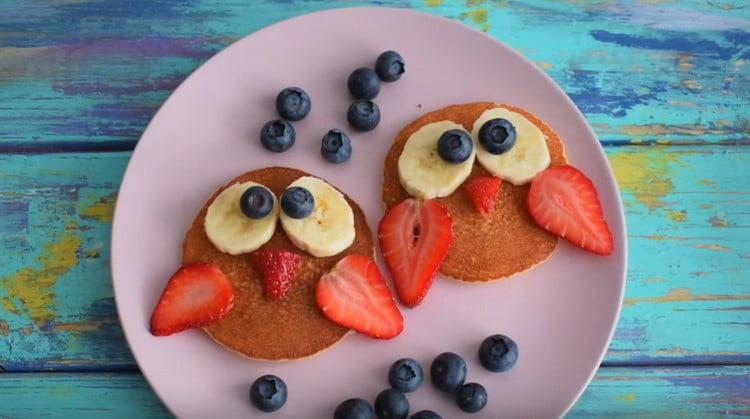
[[382, 103, 568, 282], [182, 167, 374, 360]]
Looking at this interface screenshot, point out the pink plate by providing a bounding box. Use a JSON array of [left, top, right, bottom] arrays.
[[112, 7, 626, 418]]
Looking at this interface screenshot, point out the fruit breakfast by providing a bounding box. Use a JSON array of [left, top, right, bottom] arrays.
[[145, 47, 614, 416]]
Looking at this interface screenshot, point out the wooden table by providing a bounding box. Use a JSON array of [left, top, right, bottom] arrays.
[[1, 1, 748, 417]]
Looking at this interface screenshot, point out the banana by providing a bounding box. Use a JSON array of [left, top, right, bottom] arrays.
[[204, 182, 279, 255], [398, 121, 475, 199], [280, 176, 355, 257], [471, 108, 550, 185]]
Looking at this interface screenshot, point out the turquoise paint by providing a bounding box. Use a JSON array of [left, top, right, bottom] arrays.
[[0, 367, 747, 417], [0, 0, 747, 145]]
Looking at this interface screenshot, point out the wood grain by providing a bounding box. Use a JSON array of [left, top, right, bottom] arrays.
[[0, 147, 748, 370], [0, 0, 747, 147], [0, 366, 747, 418]]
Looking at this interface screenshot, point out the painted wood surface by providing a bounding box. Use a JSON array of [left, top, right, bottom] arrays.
[[0, 147, 748, 371], [0, 0, 748, 148], [1, 366, 748, 418]]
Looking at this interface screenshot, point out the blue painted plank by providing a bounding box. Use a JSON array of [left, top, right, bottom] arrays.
[[0, 0, 747, 146], [0, 366, 748, 417]]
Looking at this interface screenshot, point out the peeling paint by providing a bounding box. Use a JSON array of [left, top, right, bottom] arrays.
[[80, 193, 115, 223], [0, 231, 81, 325], [694, 243, 732, 252], [0, 320, 8, 336], [667, 210, 687, 222], [681, 79, 702, 90], [609, 149, 676, 210], [707, 212, 729, 228], [616, 392, 637, 402]]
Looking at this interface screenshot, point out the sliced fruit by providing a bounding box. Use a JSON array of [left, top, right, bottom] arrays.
[[250, 249, 302, 299], [279, 176, 355, 257], [527, 165, 614, 255], [470, 107, 550, 185], [463, 176, 503, 216], [377, 199, 452, 307], [398, 121, 475, 199], [150, 263, 234, 336], [316, 254, 404, 339], [204, 181, 279, 255]]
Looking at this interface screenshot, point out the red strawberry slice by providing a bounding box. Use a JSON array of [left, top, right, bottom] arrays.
[[377, 199, 452, 307], [150, 263, 234, 336], [463, 176, 503, 216], [316, 254, 404, 339], [527, 165, 614, 255], [250, 249, 302, 299]]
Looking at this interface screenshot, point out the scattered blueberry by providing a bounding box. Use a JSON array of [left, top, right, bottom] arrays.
[[478, 118, 516, 154], [280, 186, 314, 219], [374, 389, 409, 419], [334, 398, 375, 419], [455, 382, 487, 413], [259, 120, 295, 153], [409, 411, 442, 419], [321, 129, 352, 163], [239, 186, 274, 219], [388, 358, 423, 393], [249, 375, 287, 413], [437, 129, 473, 163], [430, 352, 466, 393], [348, 68, 381, 100], [375, 51, 405, 82], [275, 87, 311, 121], [479, 334, 518, 372], [347, 100, 381, 131]]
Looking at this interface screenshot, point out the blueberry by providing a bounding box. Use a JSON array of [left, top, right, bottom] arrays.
[[430, 352, 466, 393], [388, 358, 423, 393], [275, 87, 311, 121], [455, 382, 487, 413], [280, 186, 314, 219], [479, 334, 518, 372], [437, 129, 473, 163], [478, 118, 516, 154], [347, 68, 381, 100], [374, 389, 409, 419], [334, 398, 374, 419], [321, 129, 352, 163], [409, 411, 442, 419], [347, 100, 381, 131], [375, 51, 405, 82], [260, 120, 295, 153], [249, 375, 287, 412], [239, 186, 274, 219]]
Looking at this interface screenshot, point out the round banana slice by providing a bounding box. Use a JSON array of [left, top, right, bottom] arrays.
[[204, 182, 279, 255], [471, 108, 551, 185], [280, 176, 355, 257], [398, 121, 475, 199]]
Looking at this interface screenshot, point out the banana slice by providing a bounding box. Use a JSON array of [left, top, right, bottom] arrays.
[[471, 108, 550, 185], [280, 176, 355, 257], [204, 182, 279, 255], [398, 121, 475, 199]]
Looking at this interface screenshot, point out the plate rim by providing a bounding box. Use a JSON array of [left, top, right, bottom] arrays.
[[111, 6, 628, 417]]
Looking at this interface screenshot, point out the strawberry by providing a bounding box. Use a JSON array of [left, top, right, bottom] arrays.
[[527, 165, 614, 255], [250, 249, 302, 299], [463, 176, 503, 216], [316, 254, 403, 339], [149, 263, 234, 336], [377, 199, 453, 307]]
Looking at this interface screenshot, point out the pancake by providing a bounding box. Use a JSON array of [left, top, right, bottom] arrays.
[[182, 167, 374, 360], [382, 102, 568, 282]]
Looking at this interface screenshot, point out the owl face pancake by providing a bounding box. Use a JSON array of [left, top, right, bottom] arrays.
[[183, 167, 374, 360], [382, 102, 568, 282]]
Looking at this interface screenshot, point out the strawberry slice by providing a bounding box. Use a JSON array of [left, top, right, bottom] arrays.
[[251, 249, 302, 299], [377, 199, 452, 307], [463, 176, 503, 216], [527, 165, 614, 255], [316, 254, 403, 339], [150, 263, 234, 336]]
